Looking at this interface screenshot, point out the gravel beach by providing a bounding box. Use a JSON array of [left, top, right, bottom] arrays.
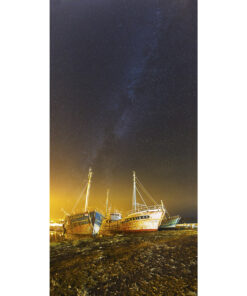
[[50, 229, 197, 296]]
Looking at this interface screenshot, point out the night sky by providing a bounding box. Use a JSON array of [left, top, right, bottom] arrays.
[[50, 0, 197, 219]]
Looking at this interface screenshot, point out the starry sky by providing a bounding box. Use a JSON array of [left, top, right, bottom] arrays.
[[50, 0, 197, 220]]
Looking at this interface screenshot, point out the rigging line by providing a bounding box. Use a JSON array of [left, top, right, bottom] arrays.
[[135, 177, 153, 198], [136, 177, 155, 202], [136, 178, 158, 205], [136, 183, 148, 203], [136, 186, 148, 208], [136, 177, 158, 205], [136, 182, 153, 205], [71, 182, 88, 213]]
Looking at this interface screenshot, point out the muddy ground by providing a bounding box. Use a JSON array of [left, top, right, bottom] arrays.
[[50, 230, 197, 296]]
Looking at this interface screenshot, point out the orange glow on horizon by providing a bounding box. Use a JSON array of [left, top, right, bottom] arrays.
[[50, 176, 197, 220]]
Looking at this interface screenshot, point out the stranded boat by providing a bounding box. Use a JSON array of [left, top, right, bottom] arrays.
[[158, 199, 181, 230], [100, 171, 165, 234], [159, 215, 181, 230], [64, 168, 104, 235]]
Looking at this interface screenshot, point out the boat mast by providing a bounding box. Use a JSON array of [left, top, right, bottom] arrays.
[[132, 171, 136, 212], [84, 167, 93, 212], [106, 189, 109, 216]]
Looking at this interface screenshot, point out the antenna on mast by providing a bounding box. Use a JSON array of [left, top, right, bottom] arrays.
[[84, 167, 93, 212], [132, 171, 136, 212]]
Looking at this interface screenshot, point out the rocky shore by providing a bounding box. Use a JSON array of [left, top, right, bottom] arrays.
[[50, 229, 197, 296]]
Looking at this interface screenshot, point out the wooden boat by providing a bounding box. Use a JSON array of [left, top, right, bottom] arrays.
[[64, 168, 104, 235], [159, 215, 181, 230], [100, 171, 165, 234]]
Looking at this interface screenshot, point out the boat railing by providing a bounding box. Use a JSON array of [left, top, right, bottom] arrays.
[[127, 204, 164, 215]]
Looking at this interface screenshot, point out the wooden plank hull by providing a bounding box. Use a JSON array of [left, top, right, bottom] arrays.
[[64, 211, 103, 235], [100, 210, 164, 235], [159, 215, 181, 230]]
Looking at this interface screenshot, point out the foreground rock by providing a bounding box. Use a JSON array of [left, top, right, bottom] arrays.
[[50, 230, 197, 296]]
